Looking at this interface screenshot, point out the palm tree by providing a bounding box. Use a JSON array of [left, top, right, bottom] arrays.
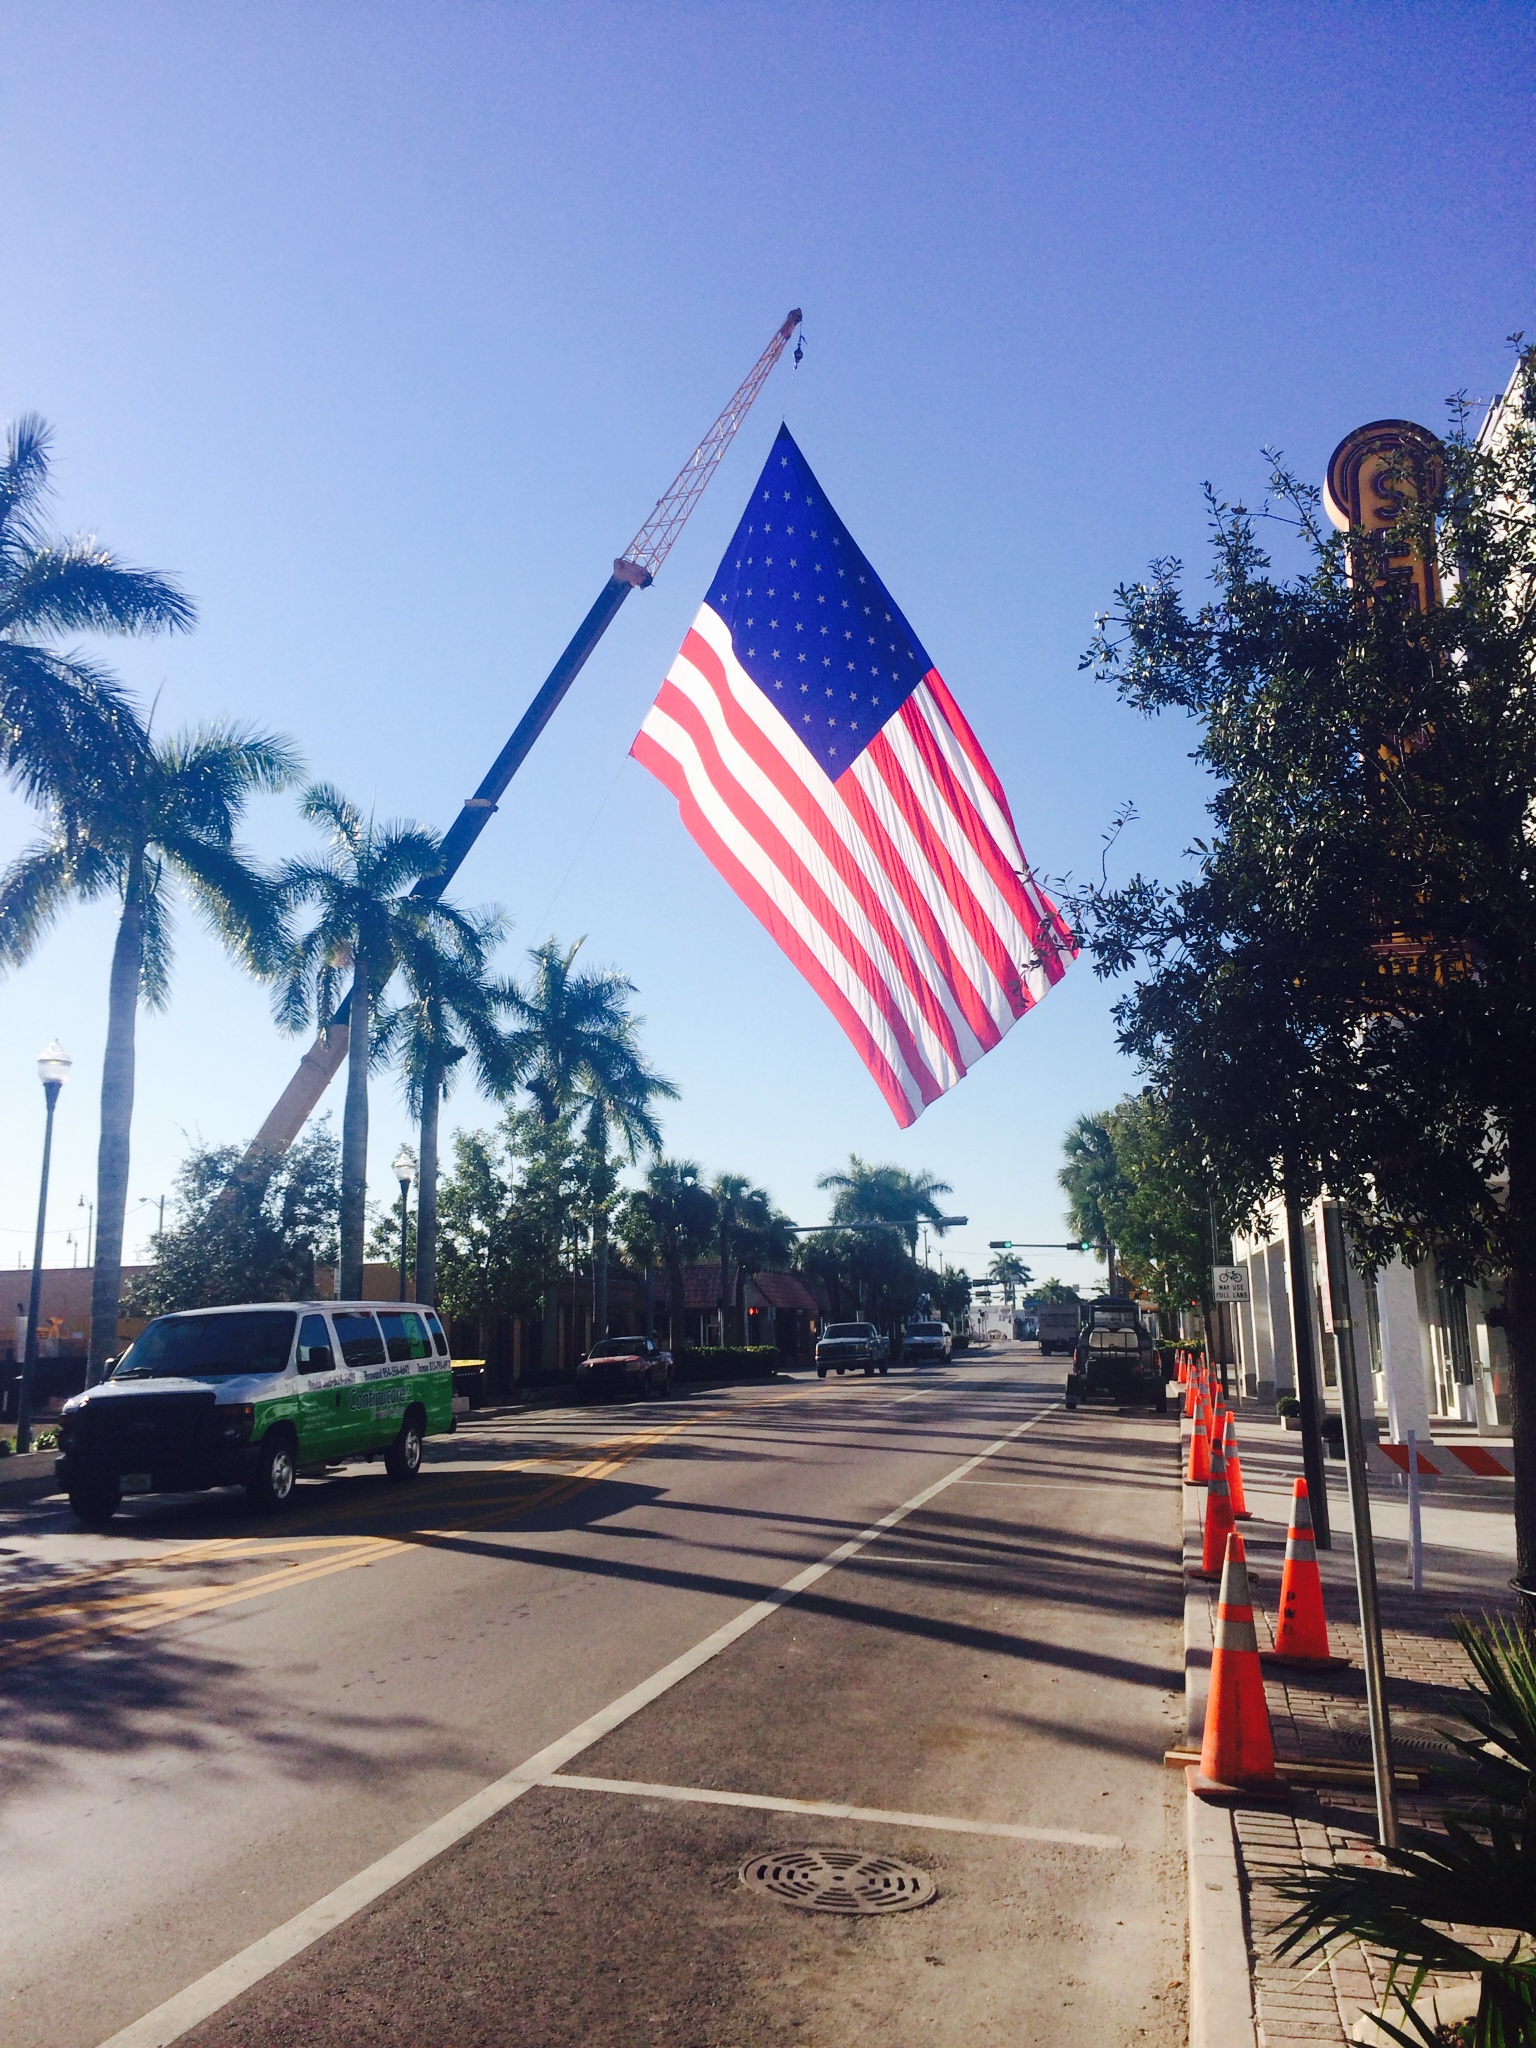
[[578, 1063, 675, 1340], [620, 1159, 717, 1355], [1, 413, 190, 801], [503, 938, 673, 1369], [276, 786, 481, 1298], [725, 1185, 796, 1346], [986, 1251, 1031, 1307], [1, 722, 298, 1373], [817, 1155, 953, 1253], [373, 911, 515, 1307], [1059, 1111, 1120, 1289], [711, 1172, 752, 1346]]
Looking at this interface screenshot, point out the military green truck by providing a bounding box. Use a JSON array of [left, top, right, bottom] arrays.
[[1064, 1296, 1168, 1412], [56, 1300, 455, 1524]]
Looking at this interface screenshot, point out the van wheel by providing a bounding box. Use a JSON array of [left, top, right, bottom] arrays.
[[69, 1482, 121, 1526], [385, 1413, 424, 1481], [246, 1433, 297, 1511], [878, 1365, 888, 1375]]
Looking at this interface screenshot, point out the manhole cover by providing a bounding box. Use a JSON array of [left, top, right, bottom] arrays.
[[739, 1847, 936, 1914]]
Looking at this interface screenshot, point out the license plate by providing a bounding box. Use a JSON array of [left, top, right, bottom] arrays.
[[121, 1472, 152, 1493]]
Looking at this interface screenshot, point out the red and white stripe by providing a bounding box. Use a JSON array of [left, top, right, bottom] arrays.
[[632, 603, 1075, 1125]]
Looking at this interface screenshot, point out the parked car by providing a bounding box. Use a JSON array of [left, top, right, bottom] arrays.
[[1064, 1297, 1168, 1412], [575, 1335, 674, 1401], [903, 1319, 952, 1364], [56, 1300, 454, 1524], [815, 1323, 888, 1377]]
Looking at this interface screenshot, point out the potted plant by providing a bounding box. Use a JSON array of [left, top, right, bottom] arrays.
[[1277, 1393, 1301, 1430]]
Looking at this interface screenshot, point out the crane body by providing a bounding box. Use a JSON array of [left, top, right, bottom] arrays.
[[236, 309, 802, 1173]]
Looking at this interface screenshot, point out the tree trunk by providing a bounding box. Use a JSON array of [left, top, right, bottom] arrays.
[[717, 1212, 733, 1349], [594, 1215, 609, 1338], [668, 1254, 685, 1356], [1503, 1137, 1536, 1629], [1284, 1188, 1332, 1549], [89, 878, 145, 1379], [338, 951, 371, 1299], [415, 1058, 442, 1306]]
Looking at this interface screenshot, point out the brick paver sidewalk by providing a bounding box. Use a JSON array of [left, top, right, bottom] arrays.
[[1195, 1412, 1517, 2046]]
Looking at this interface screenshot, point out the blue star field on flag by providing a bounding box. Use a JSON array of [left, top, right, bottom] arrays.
[[705, 424, 934, 778]]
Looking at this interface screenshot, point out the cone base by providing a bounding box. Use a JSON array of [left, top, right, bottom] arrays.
[[1233, 1510, 1255, 1520], [1184, 1564, 1262, 1581], [1185, 1764, 1290, 1806], [1260, 1650, 1350, 1670]]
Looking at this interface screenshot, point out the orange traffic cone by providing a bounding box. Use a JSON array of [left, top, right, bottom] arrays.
[[1190, 1531, 1284, 1798], [1183, 1370, 1198, 1419], [1265, 1478, 1345, 1667], [1176, 1350, 1188, 1385], [1200, 1432, 1236, 1576], [1222, 1409, 1252, 1520], [1185, 1400, 1210, 1484]]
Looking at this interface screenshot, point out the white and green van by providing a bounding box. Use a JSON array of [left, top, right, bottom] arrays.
[[56, 1300, 455, 1524]]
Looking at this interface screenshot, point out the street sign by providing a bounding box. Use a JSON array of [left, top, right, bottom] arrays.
[[1211, 1265, 1250, 1304]]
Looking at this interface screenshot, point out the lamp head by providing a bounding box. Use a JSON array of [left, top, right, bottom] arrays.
[[392, 1148, 414, 1183], [37, 1041, 71, 1090]]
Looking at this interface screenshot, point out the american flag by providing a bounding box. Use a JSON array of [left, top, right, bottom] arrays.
[[631, 425, 1074, 1126]]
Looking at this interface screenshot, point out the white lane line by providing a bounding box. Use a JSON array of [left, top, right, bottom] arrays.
[[97, 1395, 1060, 2048], [540, 1772, 1122, 1850], [846, 1553, 1015, 1568]]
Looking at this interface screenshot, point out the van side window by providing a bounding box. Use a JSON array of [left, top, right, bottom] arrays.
[[424, 1311, 449, 1357], [296, 1315, 333, 1373], [332, 1311, 386, 1369], [378, 1311, 431, 1363]]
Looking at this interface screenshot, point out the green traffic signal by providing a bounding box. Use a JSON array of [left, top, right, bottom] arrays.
[[988, 1239, 1012, 1248]]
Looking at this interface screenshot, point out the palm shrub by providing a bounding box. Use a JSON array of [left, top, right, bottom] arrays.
[[1273, 1616, 1536, 2046]]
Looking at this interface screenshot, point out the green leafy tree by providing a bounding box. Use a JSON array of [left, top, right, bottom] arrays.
[[1058, 1096, 1210, 1316], [127, 1123, 340, 1315], [1076, 349, 1536, 1596], [276, 787, 480, 1300]]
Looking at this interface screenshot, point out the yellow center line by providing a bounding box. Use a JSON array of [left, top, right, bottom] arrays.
[[0, 1417, 703, 1672]]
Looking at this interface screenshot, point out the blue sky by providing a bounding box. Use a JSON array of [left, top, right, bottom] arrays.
[[1, 2, 1532, 1292]]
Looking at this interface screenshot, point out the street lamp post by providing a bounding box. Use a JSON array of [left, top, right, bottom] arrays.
[[18, 1042, 71, 1455], [392, 1149, 414, 1302]]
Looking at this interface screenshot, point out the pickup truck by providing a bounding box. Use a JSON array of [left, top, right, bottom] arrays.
[[814, 1323, 889, 1377]]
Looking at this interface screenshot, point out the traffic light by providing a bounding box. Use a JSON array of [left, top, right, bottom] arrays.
[[988, 1240, 1013, 1249]]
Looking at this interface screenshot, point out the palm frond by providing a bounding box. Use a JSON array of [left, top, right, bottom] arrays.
[[0, 414, 53, 545], [0, 540, 195, 639], [137, 858, 175, 1010], [0, 842, 80, 967], [164, 834, 289, 977], [0, 643, 147, 802], [155, 723, 302, 840]]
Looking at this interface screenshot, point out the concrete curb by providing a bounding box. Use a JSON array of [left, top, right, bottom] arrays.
[[1180, 1420, 1258, 2048], [0, 1449, 62, 1503]]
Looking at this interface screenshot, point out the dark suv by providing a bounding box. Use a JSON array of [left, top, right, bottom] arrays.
[[574, 1336, 673, 1401]]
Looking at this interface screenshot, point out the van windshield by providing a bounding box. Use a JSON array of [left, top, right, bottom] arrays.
[[908, 1323, 944, 1336], [114, 1312, 297, 1380]]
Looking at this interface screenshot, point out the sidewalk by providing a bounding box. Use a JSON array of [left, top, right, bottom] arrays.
[[1182, 1409, 1517, 2047]]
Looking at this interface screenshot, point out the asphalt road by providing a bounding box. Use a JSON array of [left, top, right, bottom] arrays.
[[0, 1346, 1187, 2048]]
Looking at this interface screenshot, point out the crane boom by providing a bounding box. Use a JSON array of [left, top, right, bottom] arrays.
[[236, 308, 802, 1172]]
